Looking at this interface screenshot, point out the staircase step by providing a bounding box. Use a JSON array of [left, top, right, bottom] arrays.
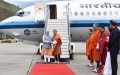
[[48, 19, 66, 22], [49, 34, 68, 37], [47, 25, 67, 27], [49, 29, 67, 33], [48, 23, 67, 25], [61, 45, 68, 47], [61, 52, 69, 55], [61, 49, 69, 52], [61, 43, 68, 46], [49, 32, 67, 35], [48, 21, 66, 23], [47, 27, 67, 29]]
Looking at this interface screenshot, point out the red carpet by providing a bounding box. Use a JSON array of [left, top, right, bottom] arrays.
[[29, 63, 76, 75]]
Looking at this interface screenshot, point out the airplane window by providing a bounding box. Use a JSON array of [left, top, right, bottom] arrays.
[[92, 12, 95, 16], [63, 12, 66, 16], [86, 12, 89, 16], [109, 11, 112, 15], [18, 12, 24, 17], [24, 11, 30, 16], [74, 12, 78, 16], [14, 12, 19, 16], [80, 12, 84, 16], [14, 11, 30, 17], [103, 12, 107, 15], [98, 12, 101, 16], [115, 11, 118, 15]]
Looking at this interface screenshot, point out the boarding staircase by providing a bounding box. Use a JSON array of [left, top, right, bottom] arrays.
[[44, 4, 71, 58], [47, 19, 69, 58]]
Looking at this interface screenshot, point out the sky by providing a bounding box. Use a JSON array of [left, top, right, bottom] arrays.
[[4, 0, 69, 8]]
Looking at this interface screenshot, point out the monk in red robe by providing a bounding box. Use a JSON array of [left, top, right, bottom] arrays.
[[91, 24, 101, 73], [97, 26, 109, 74]]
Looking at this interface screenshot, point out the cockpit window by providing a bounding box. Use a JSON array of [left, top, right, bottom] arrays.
[[18, 12, 24, 17], [14, 11, 30, 17], [24, 11, 30, 16], [14, 12, 19, 16]]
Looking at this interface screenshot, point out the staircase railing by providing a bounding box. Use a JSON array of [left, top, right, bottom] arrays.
[[44, 5, 50, 34], [66, 4, 71, 51]]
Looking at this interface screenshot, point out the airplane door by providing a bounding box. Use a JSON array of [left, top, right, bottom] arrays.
[[49, 5, 57, 19], [35, 1, 46, 22]]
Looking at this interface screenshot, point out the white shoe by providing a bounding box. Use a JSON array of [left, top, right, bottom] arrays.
[[101, 73, 104, 75], [55, 61, 57, 63], [92, 68, 97, 73], [57, 61, 59, 64], [88, 64, 94, 67], [101, 70, 104, 75]]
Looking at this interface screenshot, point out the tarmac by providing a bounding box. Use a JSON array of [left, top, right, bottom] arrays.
[[0, 42, 120, 75]]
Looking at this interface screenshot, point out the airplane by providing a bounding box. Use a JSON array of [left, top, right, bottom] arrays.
[[0, 0, 120, 46]]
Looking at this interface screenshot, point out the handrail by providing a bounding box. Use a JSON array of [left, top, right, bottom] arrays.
[[44, 5, 50, 34], [66, 4, 71, 51]]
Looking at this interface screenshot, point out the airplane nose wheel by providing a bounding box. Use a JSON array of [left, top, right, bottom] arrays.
[[69, 50, 74, 59], [69, 53, 74, 59], [41, 55, 44, 59], [36, 48, 40, 55]]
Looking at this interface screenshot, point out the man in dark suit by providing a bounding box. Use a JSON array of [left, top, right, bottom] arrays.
[[107, 20, 120, 75]]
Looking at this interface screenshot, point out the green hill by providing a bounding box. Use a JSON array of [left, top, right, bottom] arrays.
[[0, 0, 21, 21]]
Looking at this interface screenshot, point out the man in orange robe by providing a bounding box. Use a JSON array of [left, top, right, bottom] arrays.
[[90, 24, 101, 73], [86, 29, 94, 67], [52, 29, 62, 63]]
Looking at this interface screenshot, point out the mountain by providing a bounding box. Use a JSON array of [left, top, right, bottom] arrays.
[[0, 0, 21, 21]]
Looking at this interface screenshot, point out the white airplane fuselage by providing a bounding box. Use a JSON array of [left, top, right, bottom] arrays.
[[0, 0, 120, 45]]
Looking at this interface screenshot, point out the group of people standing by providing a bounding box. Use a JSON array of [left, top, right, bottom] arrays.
[[86, 20, 120, 75], [41, 29, 62, 63]]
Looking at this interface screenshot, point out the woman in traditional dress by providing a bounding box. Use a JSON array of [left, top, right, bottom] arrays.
[[52, 29, 62, 63]]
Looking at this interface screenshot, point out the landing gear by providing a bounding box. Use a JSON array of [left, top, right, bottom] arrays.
[[36, 48, 40, 55], [69, 50, 74, 59], [41, 55, 44, 59], [37, 48, 44, 59], [69, 53, 74, 59]]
